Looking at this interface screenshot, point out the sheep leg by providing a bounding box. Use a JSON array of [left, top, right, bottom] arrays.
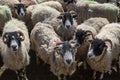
[[17, 68, 28, 80], [83, 61, 87, 70], [58, 76, 62, 80], [63, 75, 67, 80], [58, 75, 67, 80], [100, 73, 104, 80], [93, 71, 96, 80], [0, 65, 7, 76], [118, 55, 120, 72]]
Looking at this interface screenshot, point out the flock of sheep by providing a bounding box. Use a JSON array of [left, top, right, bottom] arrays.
[[0, 0, 120, 80]]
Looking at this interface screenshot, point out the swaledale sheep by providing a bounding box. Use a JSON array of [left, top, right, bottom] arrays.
[[30, 22, 79, 80], [0, 5, 12, 34], [87, 23, 120, 79], [1, 18, 30, 80], [66, 0, 119, 24], [44, 12, 78, 41], [31, 5, 61, 26]]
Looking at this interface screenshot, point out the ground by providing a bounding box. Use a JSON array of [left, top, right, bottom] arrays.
[[0, 49, 120, 80]]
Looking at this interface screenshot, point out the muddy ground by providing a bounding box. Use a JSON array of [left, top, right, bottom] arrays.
[[0, 49, 120, 80]]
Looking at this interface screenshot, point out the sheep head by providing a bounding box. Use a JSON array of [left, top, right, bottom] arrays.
[[54, 41, 79, 66], [14, 3, 28, 17], [2, 31, 25, 51], [57, 11, 77, 29], [87, 38, 112, 62], [75, 29, 94, 45]]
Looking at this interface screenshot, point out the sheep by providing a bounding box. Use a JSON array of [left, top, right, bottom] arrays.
[[31, 5, 61, 26], [30, 22, 79, 80], [1, 18, 30, 80], [66, 0, 119, 24], [44, 11, 78, 41], [50, 40, 79, 80], [87, 23, 120, 80], [0, 5, 12, 33], [39, 1, 64, 12]]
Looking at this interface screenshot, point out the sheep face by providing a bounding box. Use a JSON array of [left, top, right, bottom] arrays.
[[57, 12, 77, 29], [75, 29, 94, 45], [54, 41, 79, 66], [2, 31, 25, 51], [87, 38, 108, 61], [14, 3, 28, 17]]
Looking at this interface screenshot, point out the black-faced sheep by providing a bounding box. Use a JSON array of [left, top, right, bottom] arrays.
[[44, 11, 78, 41], [87, 23, 120, 79], [66, 0, 119, 24], [1, 18, 30, 80]]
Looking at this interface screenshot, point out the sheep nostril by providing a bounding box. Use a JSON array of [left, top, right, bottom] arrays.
[[12, 45, 17, 51], [66, 59, 72, 64], [88, 54, 93, 58]]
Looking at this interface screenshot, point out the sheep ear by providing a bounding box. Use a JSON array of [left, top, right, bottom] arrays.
[[2, 33, 8, 44], [18, 31, 25, 41]]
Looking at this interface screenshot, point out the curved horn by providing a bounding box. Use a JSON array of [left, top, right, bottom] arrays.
[[2, 33, 8, 44], [104, 39, 112, 48], [85, 30, 94, 39], [17, 31, 25, 41]]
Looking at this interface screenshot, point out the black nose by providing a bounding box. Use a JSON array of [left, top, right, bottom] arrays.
[[66, 25, 70, 29], [12, 45, 17, 51], [66, 59, 72, 64], [88, 54, 93, 58]]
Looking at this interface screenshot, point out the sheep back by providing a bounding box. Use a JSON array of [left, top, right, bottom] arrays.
[[30, 22, 60, 64], [83, 17, 110, 33], [40, 1, 64, 12], [31, 5, 60, 25]]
